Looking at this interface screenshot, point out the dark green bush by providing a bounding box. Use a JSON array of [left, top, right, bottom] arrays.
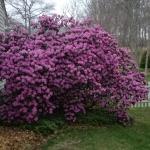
[[0, 116, 65, 136], [19, 117, 65, 135], [140, 51, 150, 68], [77, 109, 117, 126], [0, 109, 132, 136]]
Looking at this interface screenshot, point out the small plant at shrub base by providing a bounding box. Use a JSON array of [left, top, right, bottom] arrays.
[[19, 117, 65, 135], [77, 108, 117, 126], [0, 15, 148, 125], [0, 117, 65, 136]]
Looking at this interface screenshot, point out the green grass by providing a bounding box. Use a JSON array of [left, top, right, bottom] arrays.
[[42, 108, 150, 150]]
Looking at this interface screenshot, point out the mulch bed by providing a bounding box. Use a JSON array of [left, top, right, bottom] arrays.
[[0, 127, 47, 150]]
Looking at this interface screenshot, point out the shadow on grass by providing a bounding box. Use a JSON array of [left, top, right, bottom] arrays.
[[42, 108, 150, 150]]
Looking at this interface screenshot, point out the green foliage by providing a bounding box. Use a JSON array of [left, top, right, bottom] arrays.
[[0, 116, 65, 136], [140, 51, 150, 68], [77, 109, 117, 126], [19, 109, 118, 135], [148, 74, 150, 81], [0, 108, 134, 138], [19, 117, 65, 135], [0, 109, 119, 136]]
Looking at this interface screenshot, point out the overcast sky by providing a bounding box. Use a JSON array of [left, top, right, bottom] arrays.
[[6, 0, 69, 16], [51, 0, 68, 14]]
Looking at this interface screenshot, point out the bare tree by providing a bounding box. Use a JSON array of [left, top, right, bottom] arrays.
[[80, 0, 150, 62], [62, 0, 87, 19], [145, 48, 150, 78], [6, 0, 54, 33], [68, 0, 150, 74]]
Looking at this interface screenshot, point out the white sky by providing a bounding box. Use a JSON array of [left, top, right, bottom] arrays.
[[44, 0, 69, 15], [6, 0, 69, 16]]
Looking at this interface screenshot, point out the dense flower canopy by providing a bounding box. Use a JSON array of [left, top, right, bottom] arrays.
[[0, 15, 148, 124]]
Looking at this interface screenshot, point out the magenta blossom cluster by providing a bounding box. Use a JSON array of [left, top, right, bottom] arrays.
[[0, 15, 148, 124]]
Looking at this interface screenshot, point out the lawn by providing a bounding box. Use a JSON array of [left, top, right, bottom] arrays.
[[42, 108, 150, 150]]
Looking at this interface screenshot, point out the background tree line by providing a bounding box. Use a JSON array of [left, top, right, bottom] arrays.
[[6, 0, 150, 75], [66, 0, 150, 75], [86, 0, 150, 48]]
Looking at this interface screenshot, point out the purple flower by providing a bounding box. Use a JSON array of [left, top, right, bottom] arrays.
[[0, 15, 148, 124]]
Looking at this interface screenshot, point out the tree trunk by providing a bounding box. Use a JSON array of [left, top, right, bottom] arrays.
[[145, 48, 149, 79], [24, 0, 28, 29], [139, 50, 143, 67]]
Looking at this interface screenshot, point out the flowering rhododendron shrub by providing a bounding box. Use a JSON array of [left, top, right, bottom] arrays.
[[0, 15, 148, 124]]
